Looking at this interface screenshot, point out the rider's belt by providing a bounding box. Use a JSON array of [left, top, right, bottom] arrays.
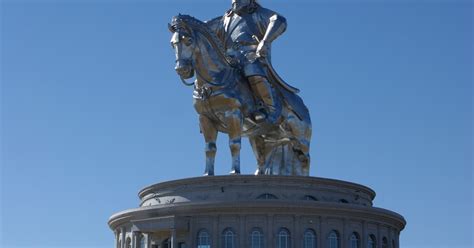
[[232, 42, 241, 50], [231, 41, 258, 50], [226, 44, 259, 64]]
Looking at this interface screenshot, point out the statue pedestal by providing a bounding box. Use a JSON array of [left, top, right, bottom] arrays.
[[109, 176, 405, 248]]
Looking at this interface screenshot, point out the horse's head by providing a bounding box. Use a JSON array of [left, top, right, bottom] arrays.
[[169, 15, 196, 80]]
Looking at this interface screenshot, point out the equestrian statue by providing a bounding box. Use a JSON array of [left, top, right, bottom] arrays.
[[169, 0, 312, 176]]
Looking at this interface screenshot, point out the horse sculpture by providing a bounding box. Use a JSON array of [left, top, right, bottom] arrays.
[[169, 15, 312, 176]]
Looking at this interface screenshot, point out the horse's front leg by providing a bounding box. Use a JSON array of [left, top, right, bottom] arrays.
[[225, 109, 242, 175], [200, 114, 218, 176]]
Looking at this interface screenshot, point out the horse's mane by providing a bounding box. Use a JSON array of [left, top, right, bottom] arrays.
[[171, 15, 232, 67]]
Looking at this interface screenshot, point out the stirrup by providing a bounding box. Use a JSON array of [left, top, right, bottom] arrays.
[[253, 109, 268, 123], [253, 112, 266, 122]]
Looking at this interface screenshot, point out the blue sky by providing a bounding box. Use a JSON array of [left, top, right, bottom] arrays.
[[1, 0, 472, 247]]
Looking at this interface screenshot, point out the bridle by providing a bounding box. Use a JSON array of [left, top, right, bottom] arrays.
[[174, 28, 235, 88]]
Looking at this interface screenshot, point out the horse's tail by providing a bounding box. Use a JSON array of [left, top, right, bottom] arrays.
[[265, 93, 312, 176]]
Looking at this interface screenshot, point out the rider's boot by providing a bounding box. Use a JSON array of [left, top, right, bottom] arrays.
[[249, 76, 278, 123]]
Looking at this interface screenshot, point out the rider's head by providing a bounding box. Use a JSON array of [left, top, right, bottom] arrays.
[[232, 0, 257, 13]]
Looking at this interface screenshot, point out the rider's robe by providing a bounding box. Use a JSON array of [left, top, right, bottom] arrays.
[[205, 5, 310, 123]]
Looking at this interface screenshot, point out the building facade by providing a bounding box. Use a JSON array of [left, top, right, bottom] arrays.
[[108, 176, 406, 248]]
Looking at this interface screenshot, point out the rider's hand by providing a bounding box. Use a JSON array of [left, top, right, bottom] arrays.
[[256, 40, 269, 58]]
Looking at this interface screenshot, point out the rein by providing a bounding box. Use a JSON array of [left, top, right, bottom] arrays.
[[177, 58, 233, 88], [180, 76, 195, 86], [173, 15, 239, 88]]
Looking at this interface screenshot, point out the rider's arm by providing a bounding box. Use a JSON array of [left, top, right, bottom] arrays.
[[261, 9, 287, 43], [255, 8, 287, 58]]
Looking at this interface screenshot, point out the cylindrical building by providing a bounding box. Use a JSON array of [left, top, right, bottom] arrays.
[[108, 176, 405, 248]]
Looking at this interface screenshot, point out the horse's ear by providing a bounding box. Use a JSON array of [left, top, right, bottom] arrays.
[[168, 23, 174, 32]]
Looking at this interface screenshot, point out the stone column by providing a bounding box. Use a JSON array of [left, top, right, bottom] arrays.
[[362, 221, 367, 248], [266, 214, 273, 248], [317, 217, 323, 248], [239, 215, 245, 248], [393, 229, 399, 248], [170, 228, 177, 248], [293, 215, 300, 248], [377, 224, 381, 248], [121, 227, 126, 248], [115, 230, 120, 248], [147, 233, 152, 248], [188, 218, 195, 248], [212, 215, 219, 247], [132, 231, 138, 248], [388, 228, 393, 248], [342, 218, 348, 248]]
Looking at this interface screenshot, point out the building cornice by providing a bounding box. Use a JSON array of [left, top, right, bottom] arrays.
[[108, 200, 405, 231]]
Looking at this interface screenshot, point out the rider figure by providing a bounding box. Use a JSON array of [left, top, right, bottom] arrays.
[[205, 0, 287, 123]]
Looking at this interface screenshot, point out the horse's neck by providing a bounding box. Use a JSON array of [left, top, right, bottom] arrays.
[[194, 37, 231, 88]]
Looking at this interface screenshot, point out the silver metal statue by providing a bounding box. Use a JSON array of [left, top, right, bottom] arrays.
[[169, 0, 312, 176]]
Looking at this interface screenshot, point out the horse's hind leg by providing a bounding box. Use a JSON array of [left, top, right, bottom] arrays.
[[225, 109, 242, 175], [249, 135, 266, 175], [294, 137, 311, 176], [200, 115, 218, 176], [286, 113, 312, 176]]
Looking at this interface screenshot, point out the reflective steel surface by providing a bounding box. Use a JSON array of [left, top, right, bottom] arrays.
[[169, 1, 312, 176]]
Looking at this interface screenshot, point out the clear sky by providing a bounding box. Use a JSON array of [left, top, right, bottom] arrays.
[[1, 0, 472, 247]]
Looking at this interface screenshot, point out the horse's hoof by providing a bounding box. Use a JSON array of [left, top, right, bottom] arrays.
[[229, 170, 240, 175], [203, 172, 214, 176], [254, 169, 264, 175]]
